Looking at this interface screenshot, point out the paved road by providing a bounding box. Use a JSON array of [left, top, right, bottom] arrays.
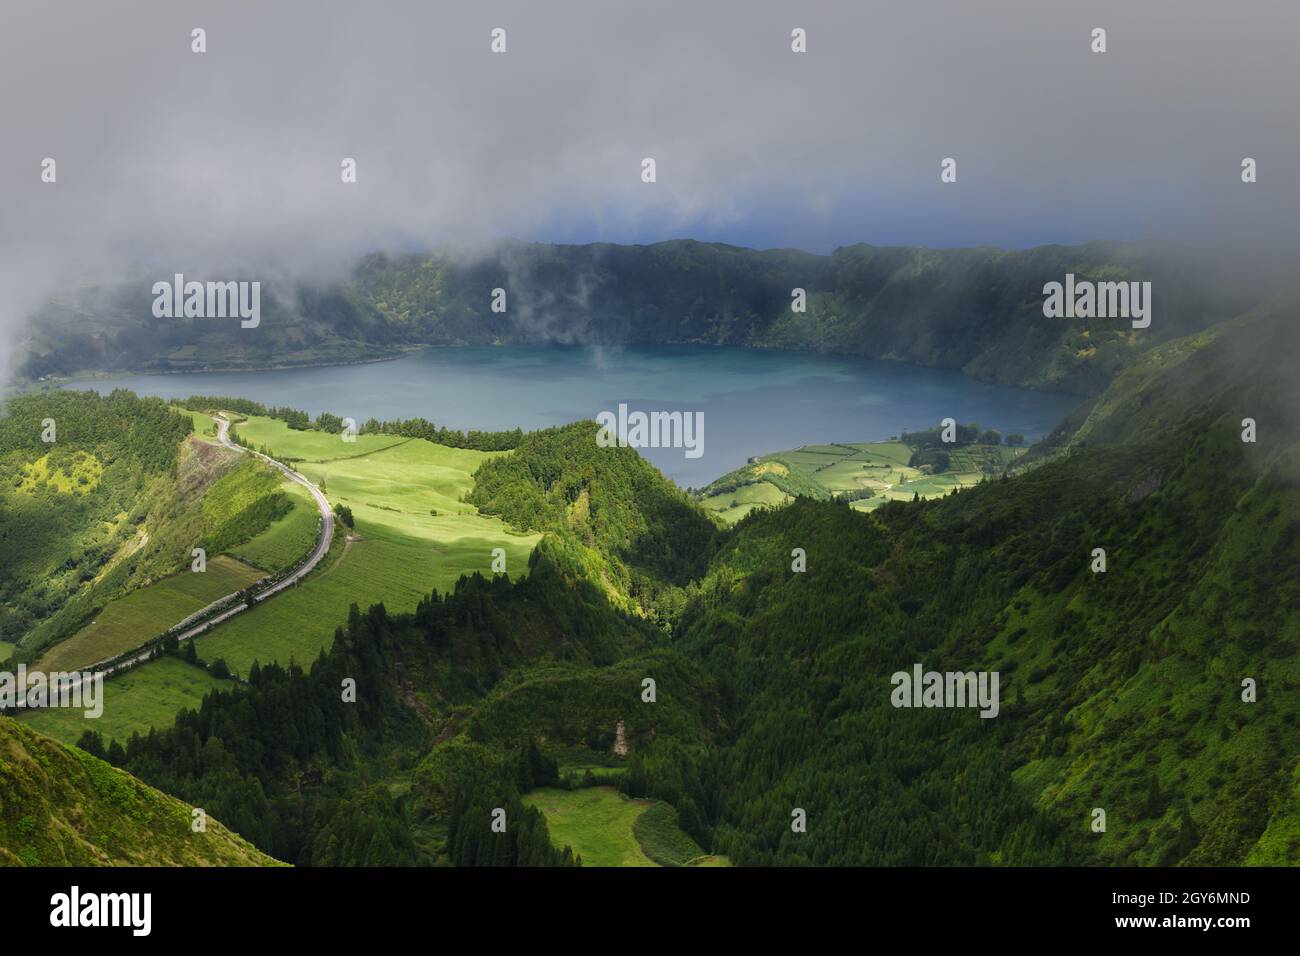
[[72, 416, 335, 681], [214, 416, 335, 602]]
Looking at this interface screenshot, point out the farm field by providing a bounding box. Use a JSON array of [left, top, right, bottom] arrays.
[[191, 415, 541, 675], [294, 438, 501, 536], [523, 786, 730, 867], [698, 438, 1027, 522], [34, 555, 264, 672], [18, 656, 236, 747], [524, 787, 658, 867], [846, 442, 1026, 510], [196, 518, 537, 676], [697, 480, 790, 524], [228, 415, 407, 462]]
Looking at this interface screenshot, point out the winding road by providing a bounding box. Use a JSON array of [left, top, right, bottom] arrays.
[[75, 415, 335, 680], [214, 415, 335, 601]]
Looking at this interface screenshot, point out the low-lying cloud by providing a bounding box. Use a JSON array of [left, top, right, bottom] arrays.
[[2, 0, 1298, 381]]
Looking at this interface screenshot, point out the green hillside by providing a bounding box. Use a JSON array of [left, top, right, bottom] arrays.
[[0, 390, 194, 658], [664, 298, 1300, 865], [467, 421, 720, 622], [0, 391, 315, 669], [698, 435, 1026, 522], [6, 291, 1297, 869], [0, 717, 280, 866]]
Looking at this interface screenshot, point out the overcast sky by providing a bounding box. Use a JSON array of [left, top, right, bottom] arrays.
[[1, 0, 1297, 374]]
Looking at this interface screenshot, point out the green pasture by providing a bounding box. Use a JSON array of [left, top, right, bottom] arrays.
[[18, 656, 237, 747], [34, 555, 264, 672]]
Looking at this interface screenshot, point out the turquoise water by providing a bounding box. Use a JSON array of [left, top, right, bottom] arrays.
[[63, 345, 1080, 486]]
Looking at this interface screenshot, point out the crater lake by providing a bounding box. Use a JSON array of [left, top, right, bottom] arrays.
[[62, 345, 1081, 486]]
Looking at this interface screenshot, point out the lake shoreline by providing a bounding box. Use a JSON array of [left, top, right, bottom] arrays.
[[53, 344, 1083, 488], [30, 340, 1091, 401], [30, 347, 423, 387]]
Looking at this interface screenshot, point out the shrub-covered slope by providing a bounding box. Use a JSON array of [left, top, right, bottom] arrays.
[[0, 717, 279, 866], [667, 297, 1300, 865]]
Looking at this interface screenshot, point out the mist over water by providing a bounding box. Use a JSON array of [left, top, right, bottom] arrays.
[[6, 1, 1300, 390], [61, 345, 1080, 486]]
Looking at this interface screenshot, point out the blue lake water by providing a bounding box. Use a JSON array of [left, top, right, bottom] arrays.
[[63, 345, 1081, 486]]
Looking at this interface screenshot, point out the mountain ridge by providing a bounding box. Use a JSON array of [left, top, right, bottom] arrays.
[[20, 239, 1288, 396]]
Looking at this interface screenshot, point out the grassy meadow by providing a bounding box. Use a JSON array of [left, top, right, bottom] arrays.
[[698, 439, 1027, 522], [523, 786, 730, 867], [20, 412, 543, 743], [182, 408, 219, 437], [19, 656, 237, 747], [34, 554, 264, 672], [699, 479, 790, 524], [524, 787, 658, 866], [191, 416, 541, 674], [229, 415, 406, 462]]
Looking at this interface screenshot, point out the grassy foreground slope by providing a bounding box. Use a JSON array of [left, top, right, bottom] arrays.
[[0, 717, 279, 866]]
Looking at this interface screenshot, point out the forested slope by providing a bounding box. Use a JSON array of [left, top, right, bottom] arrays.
[[468, 421, 721, 622], [665, 296, 1300, 864]]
